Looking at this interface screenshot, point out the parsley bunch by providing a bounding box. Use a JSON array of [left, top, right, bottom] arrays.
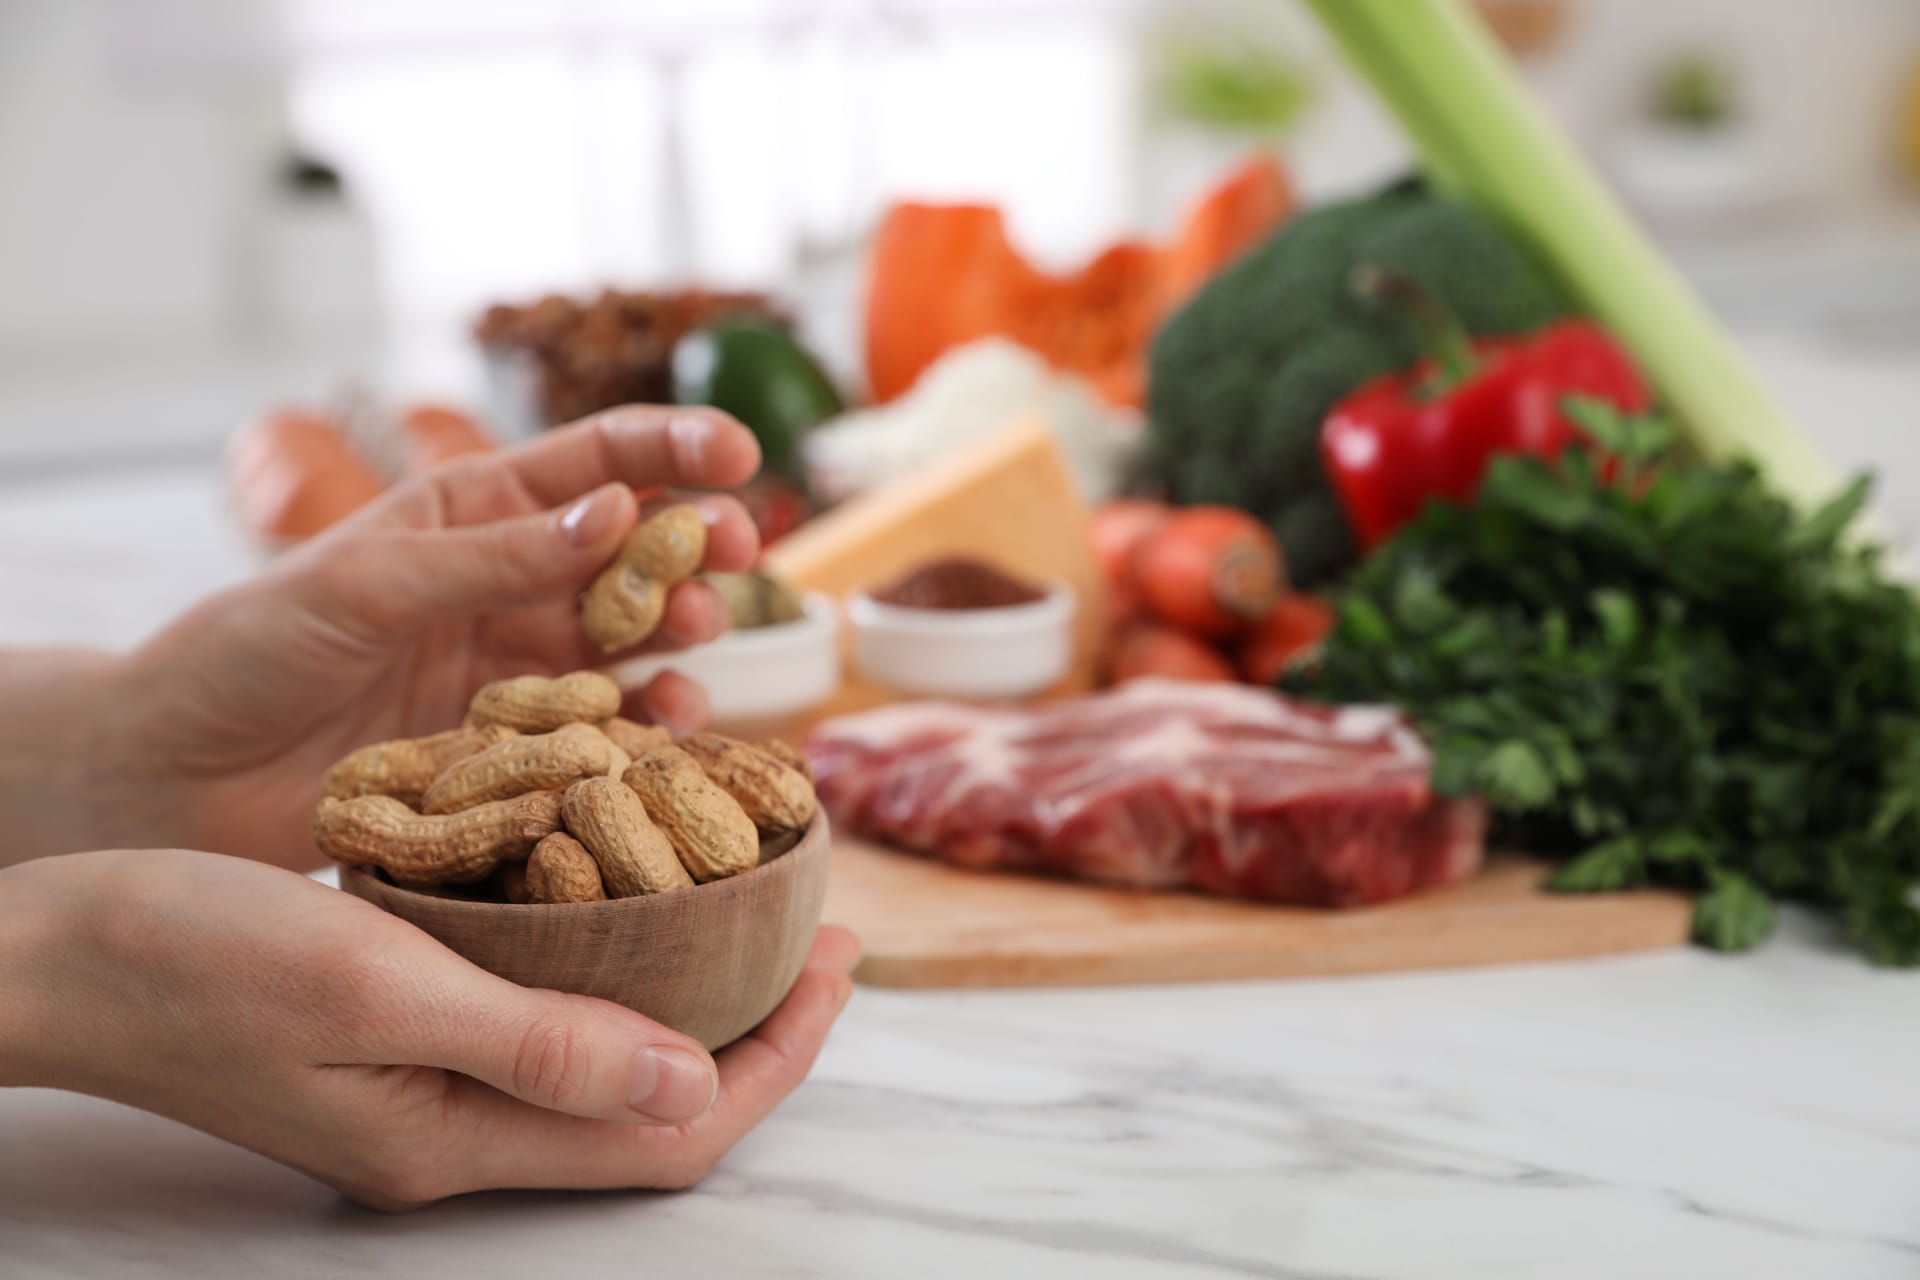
[[1288, 401, 1920, 963]]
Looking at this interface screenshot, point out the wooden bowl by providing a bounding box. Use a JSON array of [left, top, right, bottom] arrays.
[[340, 816, 831, 1050]]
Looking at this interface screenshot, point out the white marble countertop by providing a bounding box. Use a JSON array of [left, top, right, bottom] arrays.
[[4, 916, 1916, 1279], [4, 335, 1919, 1277]]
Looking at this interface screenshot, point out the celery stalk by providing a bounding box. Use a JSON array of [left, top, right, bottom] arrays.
[[1299, 0, 1844, 513]]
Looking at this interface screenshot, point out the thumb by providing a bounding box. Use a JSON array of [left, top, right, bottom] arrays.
[[393, 966, 719, 1123], [423, 480, 638, 618], [336, 482, 639, 632]]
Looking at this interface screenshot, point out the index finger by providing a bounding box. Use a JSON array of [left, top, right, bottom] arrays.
[[508, 406, 763, 509]]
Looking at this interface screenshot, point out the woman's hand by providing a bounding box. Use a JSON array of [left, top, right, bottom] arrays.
[[94, 406, 764, 867], [0, 850, 858, 1209]]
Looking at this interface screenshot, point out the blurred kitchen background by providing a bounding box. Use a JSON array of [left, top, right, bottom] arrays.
[[8, 0, 1920, 639]]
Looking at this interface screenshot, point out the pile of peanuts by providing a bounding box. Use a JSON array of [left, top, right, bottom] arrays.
[[312, 670, 817, 903]]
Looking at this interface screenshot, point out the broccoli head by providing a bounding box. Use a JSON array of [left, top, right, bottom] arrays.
[[1145, 178, 1570, 586]]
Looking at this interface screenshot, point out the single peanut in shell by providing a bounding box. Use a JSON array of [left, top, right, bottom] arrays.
[[323, 724, 517, 806], [761, 738, 813, 784], [581, 505, 706, 652], [525, 833, 608, 903], [421, 723, 616, 815], [560, 776, 692, 897], [599, 715, 673, 759], [467, 671, 621, 733], [620, 502, 708, 580], [622, 747, 758, 882], [313, 791, 563, 887], [581, 565, 666, 654], [680, 733, 817, 834]]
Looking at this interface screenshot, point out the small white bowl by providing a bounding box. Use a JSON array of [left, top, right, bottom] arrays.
[[848, 583, 1075, 700], [611, 592, 840, 726]]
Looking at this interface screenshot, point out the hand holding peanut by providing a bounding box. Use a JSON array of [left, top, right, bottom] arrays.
[[9, 407, 762, 875], [0, 405, 862, 1209]]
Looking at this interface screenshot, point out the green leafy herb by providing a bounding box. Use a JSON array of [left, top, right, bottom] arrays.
[[1692, 872, 1776, 952], [1549, 838, 1644, 893], [1287, 399, 1920, 964]]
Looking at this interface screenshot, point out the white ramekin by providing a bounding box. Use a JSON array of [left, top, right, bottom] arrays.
[[611, 592, 841, 725], [846, 582, 1076, 700]]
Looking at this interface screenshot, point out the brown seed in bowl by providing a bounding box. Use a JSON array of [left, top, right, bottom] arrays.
[[761, 738, 813, 783], [593, 731, 633, 782], [313, 791, 563, 887], [467, 671, 622, 733], [622, 747, 759, 883], [599, 715, 673, 759], [526, 833, 608, 903], [323, 724, 517, 807], [680, 733, 818, 834], [560, 776, 692, 897], [421, 723, 616, 814]]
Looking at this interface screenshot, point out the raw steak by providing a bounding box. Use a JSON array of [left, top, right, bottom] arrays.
[[807, 679, 1485, 906]]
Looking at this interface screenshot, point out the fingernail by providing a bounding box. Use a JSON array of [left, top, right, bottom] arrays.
[[558, 486, 622, 549], [630, 1044, 717, 1121], [834, 976, 855, 1013], [667, 414, 712, 475]]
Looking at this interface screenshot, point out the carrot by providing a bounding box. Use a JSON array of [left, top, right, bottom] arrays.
[[400, 402, 498, 473], [1133, 506, 1285, 637], [1239, 595, 1337, 685], [1090, 499, 1171, 623], [227, 406, 387, 543], [1108, 622, 1237, 684]]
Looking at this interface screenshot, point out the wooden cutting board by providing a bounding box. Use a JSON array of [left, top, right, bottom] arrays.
[[823, 835, 1692, 989]]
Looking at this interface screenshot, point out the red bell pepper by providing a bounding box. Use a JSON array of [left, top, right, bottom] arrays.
[[1320, 269, 1649, 550]]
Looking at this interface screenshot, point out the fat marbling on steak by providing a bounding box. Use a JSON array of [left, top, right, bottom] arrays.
[[806, 679, 1485, 906]]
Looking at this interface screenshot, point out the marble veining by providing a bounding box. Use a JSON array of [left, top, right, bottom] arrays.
[[5, 910, 1916, 1279]]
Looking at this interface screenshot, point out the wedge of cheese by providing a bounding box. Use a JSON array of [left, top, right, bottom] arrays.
[[764, 415, 1108, 723]]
